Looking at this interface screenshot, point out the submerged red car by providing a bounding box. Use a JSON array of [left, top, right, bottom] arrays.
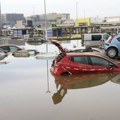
[[50, 40, 120, 75]]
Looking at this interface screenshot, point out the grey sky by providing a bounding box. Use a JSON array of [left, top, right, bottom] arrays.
[[1, 0, 120, 19]]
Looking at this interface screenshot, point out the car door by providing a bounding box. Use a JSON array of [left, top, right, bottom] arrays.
[[69, 56, 93, 74], [89, 56, 113, 72]]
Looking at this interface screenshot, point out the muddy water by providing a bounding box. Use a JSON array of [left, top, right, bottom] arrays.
[[0, 40, 120, 120]]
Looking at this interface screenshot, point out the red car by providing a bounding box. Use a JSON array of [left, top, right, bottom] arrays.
[[50, 40, 120, 75]]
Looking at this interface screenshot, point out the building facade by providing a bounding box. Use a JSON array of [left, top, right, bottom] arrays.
[[2, 13, 25, 27]]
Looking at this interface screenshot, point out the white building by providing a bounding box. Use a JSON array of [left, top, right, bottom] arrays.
[[104, 16, 120, 23]]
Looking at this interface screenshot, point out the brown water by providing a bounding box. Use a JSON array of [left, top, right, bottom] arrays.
[[0, 40, 120, 120]]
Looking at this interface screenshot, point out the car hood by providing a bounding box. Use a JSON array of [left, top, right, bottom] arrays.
[[51, 40, 66, 55]]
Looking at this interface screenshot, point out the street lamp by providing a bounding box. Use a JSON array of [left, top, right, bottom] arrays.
[[44, 0, 48, 52]]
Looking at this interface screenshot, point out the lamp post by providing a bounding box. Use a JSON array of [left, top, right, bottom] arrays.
[[44, 0, 48, 53], [44, 0, 50, 93], [76, 1, 79, 47]]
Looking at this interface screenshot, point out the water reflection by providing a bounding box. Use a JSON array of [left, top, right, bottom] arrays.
[[1, 39, 120, 120], [111, 73, 120, 84], [0, 39, 26, 46], [52, 72, 119, 104]]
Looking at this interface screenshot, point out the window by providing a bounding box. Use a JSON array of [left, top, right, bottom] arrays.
[[117, 37, 120, 42], [56, 53, 65, 62], [9, 46, 21, 52], [0, 46, 10, 52], [90, 56, 109, 67], [70, 56, 88, 64], [92, 35, 102, 41]]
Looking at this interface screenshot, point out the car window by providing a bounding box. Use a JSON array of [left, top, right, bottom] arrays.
[[91, 35, 102, 41], [0, 46, 10, 52], [9, 46, 21, 52], [103, 33, 110, 40], [117, 37, 120, 42], [0, 48, 4, 51], [90, 56, 109, 67], [56, 53, 65, 62], [70, 56, 88, 64]]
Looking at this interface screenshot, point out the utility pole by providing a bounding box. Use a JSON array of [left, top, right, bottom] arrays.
[[0, 1, 2, 36], [44, 0, 48, 53]]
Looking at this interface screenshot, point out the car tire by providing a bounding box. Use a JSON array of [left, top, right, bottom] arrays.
[[106, 47, 118, 58]]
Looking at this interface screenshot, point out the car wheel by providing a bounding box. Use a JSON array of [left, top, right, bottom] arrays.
[[106, 47, 118, 58]]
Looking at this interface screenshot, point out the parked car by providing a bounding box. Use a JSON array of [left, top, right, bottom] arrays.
[[50, 40, 120, 75], [104, 34, 120, 58], [0, 44, 39, 57], [13, 49, 39, 57], [82, 33, 110, 47], [0, 44, 23, 53]]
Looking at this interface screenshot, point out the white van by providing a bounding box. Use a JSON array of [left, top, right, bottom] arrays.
[[82, 33, 109, 47]]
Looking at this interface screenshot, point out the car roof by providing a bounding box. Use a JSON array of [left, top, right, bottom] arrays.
[[114, 34, 120, 37], [67, 52, 102, 56], [66, 52, 116, 63], [0, 44, 19, 47], [68, 46, 102, 51], [68, 52, 119, 65]]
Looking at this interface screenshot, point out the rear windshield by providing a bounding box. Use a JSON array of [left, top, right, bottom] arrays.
[[117, 36, 120, 42], [56, 53, 65, 62]]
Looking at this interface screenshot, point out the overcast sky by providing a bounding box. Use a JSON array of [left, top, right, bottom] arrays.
[[1, 0, 120, 19]]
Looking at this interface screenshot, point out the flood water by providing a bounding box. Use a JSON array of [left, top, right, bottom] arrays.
[[0, 39, 120, 120]]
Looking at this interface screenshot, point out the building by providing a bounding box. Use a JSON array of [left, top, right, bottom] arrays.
[[104, 16, 120, 23], [75, 18, 91, 27], [2, 13, 25, 27], [100, 16, 120, 34], [26, 13, 71, 28]]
